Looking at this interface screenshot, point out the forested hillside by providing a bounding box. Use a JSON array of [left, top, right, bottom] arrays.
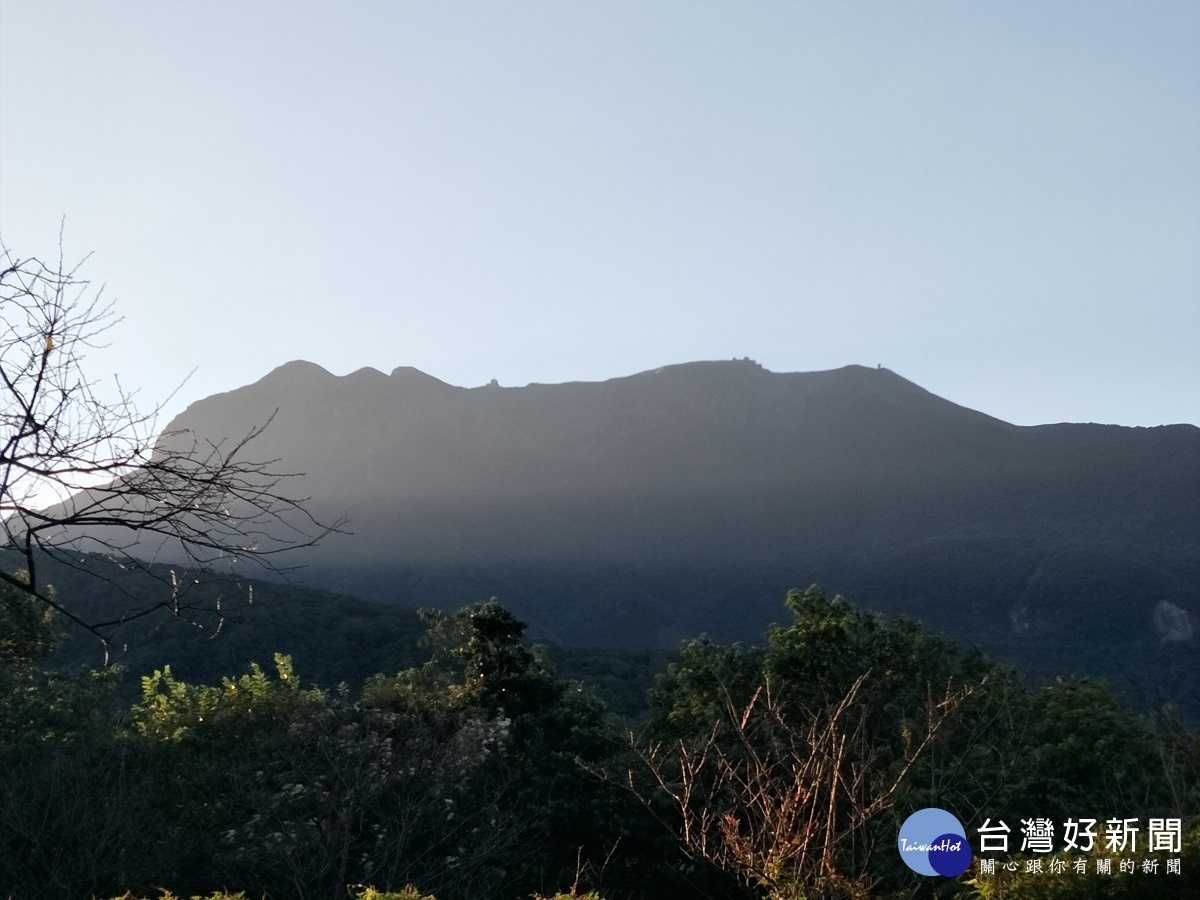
[[2, 577, 1196, 900]]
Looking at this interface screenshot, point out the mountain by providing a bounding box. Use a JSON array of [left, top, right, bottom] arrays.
[[111, 360, 1200, 691]]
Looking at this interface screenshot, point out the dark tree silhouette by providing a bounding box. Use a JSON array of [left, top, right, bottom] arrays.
[[0, 232, 342, 649]]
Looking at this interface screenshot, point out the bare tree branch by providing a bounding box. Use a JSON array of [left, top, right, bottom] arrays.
[[631, 673, 974, 900], [1, 231, 345, 650]]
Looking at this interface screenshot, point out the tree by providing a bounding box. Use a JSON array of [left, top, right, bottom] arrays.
[[0, 234, 341, 647], [636, 588, 981, 900], [365, 601, 633, 897], [636, 588, 1200, 899], [0, 578, 168, 898]]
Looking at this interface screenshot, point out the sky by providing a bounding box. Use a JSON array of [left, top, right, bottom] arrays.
[[1, 1, 1197, 428]]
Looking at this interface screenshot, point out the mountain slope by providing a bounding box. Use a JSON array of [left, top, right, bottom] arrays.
[[140, 359, 1199, 690]]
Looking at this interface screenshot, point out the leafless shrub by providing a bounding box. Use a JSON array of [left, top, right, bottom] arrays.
[[632, 673, 973, 900]]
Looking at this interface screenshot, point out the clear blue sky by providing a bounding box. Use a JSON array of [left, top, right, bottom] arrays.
[[2, 1, 1197, 427]]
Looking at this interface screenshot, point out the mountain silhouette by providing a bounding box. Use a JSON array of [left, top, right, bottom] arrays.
[[141, 359, 1199, 687]]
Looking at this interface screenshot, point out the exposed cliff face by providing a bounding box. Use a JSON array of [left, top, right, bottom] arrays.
[[148, 359, 1197, 670]]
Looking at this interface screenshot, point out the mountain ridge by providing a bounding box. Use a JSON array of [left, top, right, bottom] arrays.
[[123, 358, 1200, 689]]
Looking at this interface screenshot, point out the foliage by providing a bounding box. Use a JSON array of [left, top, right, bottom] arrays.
[[76, 601, 634, 899], [130, 653, 517, 898], [351, 886, 438, 900], [134, 653, 324, 743], [3, 583, 1195, 900], [640, 587, 1198, 899], [0, 581, 168, 897], [106, 887, 605, 900], [0, 570, 67, 663], [364, 601, 637, 897], [639, 587, 981, 899]]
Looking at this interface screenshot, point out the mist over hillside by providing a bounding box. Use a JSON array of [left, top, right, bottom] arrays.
[[130, 359, 1199, 690]]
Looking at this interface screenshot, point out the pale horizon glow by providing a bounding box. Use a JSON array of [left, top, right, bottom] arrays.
[[2, 1, 1197, 428]]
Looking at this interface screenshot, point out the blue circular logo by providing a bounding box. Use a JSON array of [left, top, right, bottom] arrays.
[[898, 808, 972, 877]]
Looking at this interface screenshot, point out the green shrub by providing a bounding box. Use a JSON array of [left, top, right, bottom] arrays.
[[352, 887, 437, 900]]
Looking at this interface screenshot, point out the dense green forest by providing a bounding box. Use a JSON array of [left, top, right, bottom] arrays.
[[2, 571, 1196, 900]]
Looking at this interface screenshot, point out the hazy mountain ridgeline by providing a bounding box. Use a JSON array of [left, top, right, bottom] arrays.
[[103, 359, 1200, 687]]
